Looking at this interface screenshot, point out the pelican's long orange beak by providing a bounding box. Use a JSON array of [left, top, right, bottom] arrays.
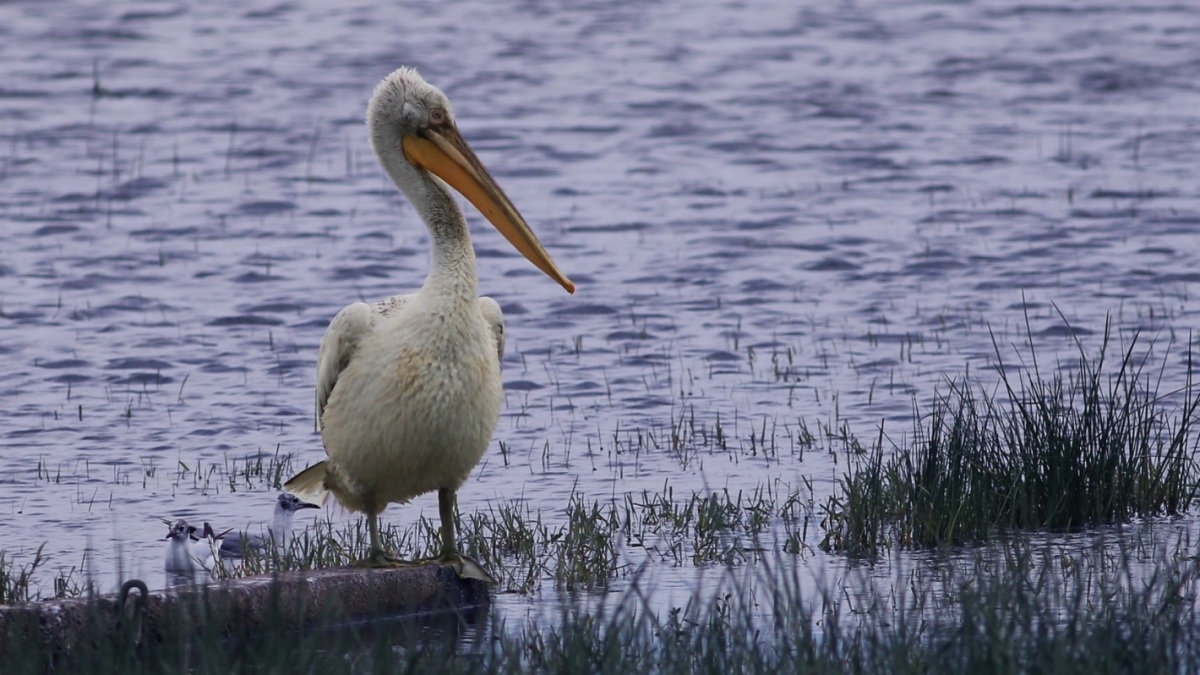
[[402, 128, 574, 294]]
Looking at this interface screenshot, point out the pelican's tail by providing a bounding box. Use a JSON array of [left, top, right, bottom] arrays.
[[284, 461, 330, 507]]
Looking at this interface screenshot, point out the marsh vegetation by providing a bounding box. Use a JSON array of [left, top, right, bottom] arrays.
[[6, 531, 1200, 674], [5, 318, 1200, 674]]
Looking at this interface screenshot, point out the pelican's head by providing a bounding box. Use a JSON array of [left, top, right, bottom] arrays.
[[367, 66, 455, 140], [367, 67, 574, 294]]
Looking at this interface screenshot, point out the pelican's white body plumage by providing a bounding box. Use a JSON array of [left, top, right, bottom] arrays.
[[285, 68, 570, 579], [314, 296, 504, 511]]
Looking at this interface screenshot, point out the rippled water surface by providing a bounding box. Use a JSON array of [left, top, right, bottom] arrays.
[[3, 0, 1200, 623]]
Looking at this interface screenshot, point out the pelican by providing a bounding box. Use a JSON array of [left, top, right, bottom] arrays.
[[285, 67, 573, 581]]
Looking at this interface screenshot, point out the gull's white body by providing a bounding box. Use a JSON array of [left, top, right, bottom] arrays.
[[163, 519, 214, 574]]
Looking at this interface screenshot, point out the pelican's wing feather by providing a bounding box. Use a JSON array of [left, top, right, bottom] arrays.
[[478, 297, 505, 368], [315, 301, 381, 429]]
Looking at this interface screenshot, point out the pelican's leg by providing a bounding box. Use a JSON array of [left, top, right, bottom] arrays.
[[435, 488, 496, 584], [437, 488, 458, 556], [353, 510, 403, 567]]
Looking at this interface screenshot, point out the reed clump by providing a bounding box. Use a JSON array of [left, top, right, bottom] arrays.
[[822, 320, 1200, 556], [0, 544, 45, 605]]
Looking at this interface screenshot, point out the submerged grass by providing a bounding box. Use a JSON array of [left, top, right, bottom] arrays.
[[5, 529, 1200, 674], [822, 319, 1200, 556], [219, 478, 815, 594]]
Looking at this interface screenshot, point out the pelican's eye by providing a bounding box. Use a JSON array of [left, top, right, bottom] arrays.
[[429, 107, 448, 126]]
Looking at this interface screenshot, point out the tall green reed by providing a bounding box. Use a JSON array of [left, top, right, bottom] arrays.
[[823, 318, 1200, 556]]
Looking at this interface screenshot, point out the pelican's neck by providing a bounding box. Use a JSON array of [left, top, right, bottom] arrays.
[[375, 142, 478, 303]]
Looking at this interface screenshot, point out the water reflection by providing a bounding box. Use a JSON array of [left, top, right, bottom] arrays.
[[164, 569, 213, 589]]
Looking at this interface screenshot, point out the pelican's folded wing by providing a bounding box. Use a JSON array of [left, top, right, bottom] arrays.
[[478, 296, 505, 368], [314, 302, 377, 431]]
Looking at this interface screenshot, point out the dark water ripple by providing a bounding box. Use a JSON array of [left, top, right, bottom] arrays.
[[1, 0, 1199, 620]]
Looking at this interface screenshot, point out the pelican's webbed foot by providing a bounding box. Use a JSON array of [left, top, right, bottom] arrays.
[[352, 548, 406, 568], [435, 551, 497, 584], [350, 549, 495, 583], [398, 551, 497, 583]]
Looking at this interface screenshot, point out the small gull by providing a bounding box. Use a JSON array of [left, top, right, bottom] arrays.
[[162, 518, 217, 574], [217, 493, 320, 560]]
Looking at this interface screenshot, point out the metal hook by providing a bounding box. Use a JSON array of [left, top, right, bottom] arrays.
[[117, 579, 149, 647]]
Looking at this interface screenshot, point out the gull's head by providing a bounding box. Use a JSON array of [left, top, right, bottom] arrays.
[[165, 519, 191, 542], [278, 492, 321, 513], [364, 66, 575, 294]]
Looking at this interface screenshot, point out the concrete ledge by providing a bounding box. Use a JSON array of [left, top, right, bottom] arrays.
[[0, 565, 489, 655]]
